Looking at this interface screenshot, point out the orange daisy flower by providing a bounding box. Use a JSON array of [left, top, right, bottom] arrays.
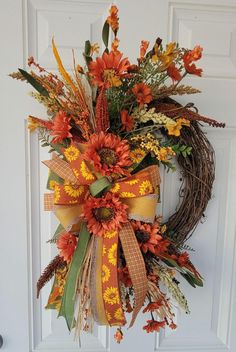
[[143, 320, 166, 333], [84, 132, 131, 177], [183, 45, 203, 77], [56, 232, 77, 263], [132, 83, 153, 107], [89, 51, 130, 88], [107, 5, 119, 33], [131, 221, 163, 254], [167, 63, 182, 82], [120, 110, 134, 132], [50, 110, 72, 143], [83, 192, 128, 237], [143, 300, 163, 313]]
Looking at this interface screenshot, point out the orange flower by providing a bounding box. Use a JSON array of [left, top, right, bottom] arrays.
[[83, 192, 128, 237], [167, 63, 181, 82], [177, 251, 189, 266], [169, 322, 177, 330], [155, 239, 171, 255], [132, 83, 153, 107], [120, 110, 134, 132], [143, 300, 163, 313], [131, 221, 163, 254], [57, 232, 77, 263], [140, 40, 149, 59], [50, 111, 72, 143], [143, 320, 166, 333], [84, 132, 131, 177], [111, 38, 120, 53], [114, 328, 123, 344], [183, 45, 203, 76], [107, 5, 119, 33], [89, 51, 130, 88]]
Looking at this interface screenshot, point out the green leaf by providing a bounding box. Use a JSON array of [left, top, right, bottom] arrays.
[[180, 273, 196, 287], [58, 223, 90, 330], [102, 21, 110, 49], [84, 40, 91, 56], [47, 223, 64, 243], [18, 68, 49, 97]]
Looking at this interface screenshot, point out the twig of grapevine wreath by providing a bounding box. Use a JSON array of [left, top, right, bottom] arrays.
[[165, 120, 215, 244]]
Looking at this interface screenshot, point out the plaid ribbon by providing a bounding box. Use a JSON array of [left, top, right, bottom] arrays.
[[119, 222, 148, 327]]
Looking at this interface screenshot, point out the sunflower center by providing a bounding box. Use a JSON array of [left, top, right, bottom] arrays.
[[98, 148, 117, 166], [135, 230, 150, 243], [93, 207, 115, 222]]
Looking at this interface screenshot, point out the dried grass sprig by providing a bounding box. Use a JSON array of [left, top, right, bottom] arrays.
[[154, 84, 201, 99], [37, 255, 65, 298], [9, 71, 26, 81]]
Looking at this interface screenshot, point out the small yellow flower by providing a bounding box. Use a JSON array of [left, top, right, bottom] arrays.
[[49, 180, 57, 190], [103, 287, 120, 305], [139, 180, 153, 195], [80, 161, 95, 181], [64, 184, 84, 198], [114, 308, 124, 321], [64, 145, 80, 162], [102, 264, 111, 283], [130, 148, 146, 164], [108, 243, 117, 266], [90, 42, 100, 55], [104, 230, 117, 239]]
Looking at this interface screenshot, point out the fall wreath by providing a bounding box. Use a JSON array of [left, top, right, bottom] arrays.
[[11, 5, 225, 343]]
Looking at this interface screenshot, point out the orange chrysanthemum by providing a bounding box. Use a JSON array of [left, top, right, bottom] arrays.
[[85, 132, 131, 177], [131, 221, 163, 254], [83, 192, 128, 237], [50, 110, 72, 143], [143, 320, 166, 333], [107, 5, 119, 33], [56, 232, 77, 263], [89, 51, 130, 88], [120, 110, 134, 132], [183, 45, 203, 76], [143, 300, 163, 313], [132, 83, 153, 107]]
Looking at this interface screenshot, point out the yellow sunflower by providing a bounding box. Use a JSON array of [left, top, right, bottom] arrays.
[[120, 191, 135, 198], [103, 245, 107, 256], [64, 184, 84, 198], [114, 307, 124, 321], [108, 243, 117, 266], [103, 287, 120, 305], [80, 161, 95, 181], [110, 183, 120, 193], [125, 179, 139, 185], [54, 185, 61, 203], [64, 145, 80, 162], [139, 180, 153, 195], [104, 230, 117, 239], [102, 264, 111, 283]]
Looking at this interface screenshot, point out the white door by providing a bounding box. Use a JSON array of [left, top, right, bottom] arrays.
[[1, 0, 236, 351]]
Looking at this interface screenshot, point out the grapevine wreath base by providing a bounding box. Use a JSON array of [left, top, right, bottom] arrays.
[[11, 5, 225, 344]]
